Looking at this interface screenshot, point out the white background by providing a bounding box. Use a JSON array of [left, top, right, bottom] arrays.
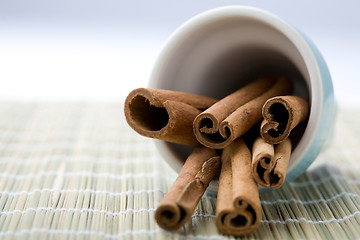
[[0, 0, 359, 107]]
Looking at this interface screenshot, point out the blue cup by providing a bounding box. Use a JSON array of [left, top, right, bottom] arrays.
[[149, 6, 335, 191]]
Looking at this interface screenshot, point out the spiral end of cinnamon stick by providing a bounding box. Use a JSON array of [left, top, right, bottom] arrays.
[[216, 198, 261, 236], [260, 96, 309, 144], [251, 137, 292, 189], [193, 113, 234, 149], [252, 153, 273, 188], [124, 88, 204, 146], [124, 88, 169, 135], [155, 204, 187, 231], [254, 160, 283, 188]]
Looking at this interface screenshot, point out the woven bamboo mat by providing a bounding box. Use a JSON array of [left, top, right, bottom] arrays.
[[0, 102, 359, 239]]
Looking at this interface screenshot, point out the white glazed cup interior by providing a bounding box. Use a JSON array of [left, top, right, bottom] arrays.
[[149, 6, 332, 192]]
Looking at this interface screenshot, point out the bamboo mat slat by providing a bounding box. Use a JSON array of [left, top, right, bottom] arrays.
[[0, 102, 359, 240]]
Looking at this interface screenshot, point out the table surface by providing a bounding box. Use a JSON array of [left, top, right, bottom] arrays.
[[0, 102, 359, 239]]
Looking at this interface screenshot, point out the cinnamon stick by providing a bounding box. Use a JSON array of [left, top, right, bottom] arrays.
[[124, 88, 218, 146], [260, 95, 309, 144], [194, 77, 293, 149], [216, 138, 261, 236], [155, 147, 221, 231], [251, 137, 292, 188]]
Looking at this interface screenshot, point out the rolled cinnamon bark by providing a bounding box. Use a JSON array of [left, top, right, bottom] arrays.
[[216, 138, 261, 236], [155, 147, 221, 231], [251, 137, 292, 188], [194, 77, 293, 149], [260, 95, 309, 144], [124, 88, 218, 146]]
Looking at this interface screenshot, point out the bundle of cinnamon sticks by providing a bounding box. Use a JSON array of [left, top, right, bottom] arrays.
[[124, 76, 310, 236]]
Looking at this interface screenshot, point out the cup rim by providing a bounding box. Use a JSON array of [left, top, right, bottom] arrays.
[[149, 6, 325, 192]]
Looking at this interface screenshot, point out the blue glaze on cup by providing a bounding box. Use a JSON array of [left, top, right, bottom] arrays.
[[284, 31, 336, 185]]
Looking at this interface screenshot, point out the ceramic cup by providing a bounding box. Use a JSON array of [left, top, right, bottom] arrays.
[[149, 6, 335, 191]]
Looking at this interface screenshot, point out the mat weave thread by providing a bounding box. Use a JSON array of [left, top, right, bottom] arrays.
[[0, 102, 359, 239]]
